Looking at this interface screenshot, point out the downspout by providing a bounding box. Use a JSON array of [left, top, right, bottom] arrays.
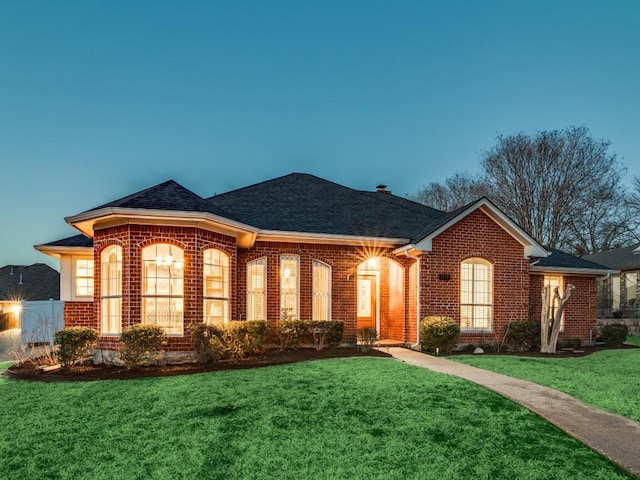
[[404, 250, 422, 349]]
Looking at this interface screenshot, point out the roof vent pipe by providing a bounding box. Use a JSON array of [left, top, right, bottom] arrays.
[[376, 184, 391, 194], [18, 274, 24, 285]]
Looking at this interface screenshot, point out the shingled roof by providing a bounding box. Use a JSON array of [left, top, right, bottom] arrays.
[[582, 243, 640, 271], [0, 264, 60, 301], [41, 234, 93, 248], [533, 247, 613, 273], [206, 173, 446, 240], [83, 180, 238, 220]]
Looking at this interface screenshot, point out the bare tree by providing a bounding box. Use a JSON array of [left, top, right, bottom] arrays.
[[411, 172, 488, 212], [481, 126, 628, 253]]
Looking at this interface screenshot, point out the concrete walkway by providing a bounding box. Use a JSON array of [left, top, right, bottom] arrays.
[[388, 347, 640, 476]]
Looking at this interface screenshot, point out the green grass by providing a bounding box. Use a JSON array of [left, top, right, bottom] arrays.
[[626, 336, 640, 346], [1, 358, 634, 479], [451, 349, 640, 423]]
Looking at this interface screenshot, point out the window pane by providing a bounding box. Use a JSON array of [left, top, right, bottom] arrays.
[[312, 260, 331, 321], [204, 249, 229, 324], [280, 255, 299, 320], [75, 258, 94, 297], [247, 258, 266, 321], [460, 258, 493, 330], [100, 246, 122, 334], [142, 244, 184, 335]]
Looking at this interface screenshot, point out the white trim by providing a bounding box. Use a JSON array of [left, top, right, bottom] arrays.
[[35, 245, 92, 259], [530, 266, 618, 275], [414, 199, 548, 259]]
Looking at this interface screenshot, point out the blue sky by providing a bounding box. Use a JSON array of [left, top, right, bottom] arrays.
[[1, 0, 639, 270]]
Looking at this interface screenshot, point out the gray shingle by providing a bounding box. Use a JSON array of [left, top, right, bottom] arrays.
[[535, 248, 612, 271], [582, 243, 640, 271], [0, 264, 60, 301]]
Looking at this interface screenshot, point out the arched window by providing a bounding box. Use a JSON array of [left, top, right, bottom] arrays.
[[312, 260, 331, 320], [101, 245, 122, 334], [203, 248, 229, 325], [460, 258, 493, 331], [142, 244, 184, 335], [247, 257, 266, 321], [280, 255, 299, 321]]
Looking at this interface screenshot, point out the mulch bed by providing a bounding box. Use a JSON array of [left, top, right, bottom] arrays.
[[4, 347, 391, 382], [449, 343, 640, 358]]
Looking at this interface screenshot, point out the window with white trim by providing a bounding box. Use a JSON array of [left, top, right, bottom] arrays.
[[203, 248, 229, 325], [247, 257, 266, 321], [460, 258, 493, 330], [100, 246, 122, 334], [75, 258, 94, 298], [312, 260, 331, 320], [142, 244, 184, 335], [280, 255, 299, 321]]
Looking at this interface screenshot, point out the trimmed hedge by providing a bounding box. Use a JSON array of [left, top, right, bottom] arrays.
[[276, 320, 345, 350], [188, 321, 269, 363], [601, 323, 628, 346], [119, 324, 168, 369], [505, 321, 541, 352], [53, 327, 99, 370], [420, 316, 459, 354]]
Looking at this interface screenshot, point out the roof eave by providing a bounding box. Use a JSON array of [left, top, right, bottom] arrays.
[[34, 244, 93, 259], [65, 207, 259, 248], [530, 266, 619, 275], [257, 230, 409, 247]]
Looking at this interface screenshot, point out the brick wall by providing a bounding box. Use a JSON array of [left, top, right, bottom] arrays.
[[421, 209, 531, 344], [63, 301, 95, 328]]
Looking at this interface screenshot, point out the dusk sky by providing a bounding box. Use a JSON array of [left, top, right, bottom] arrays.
[[1, 1, 639, 270]]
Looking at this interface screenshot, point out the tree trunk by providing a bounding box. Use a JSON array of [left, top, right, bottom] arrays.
[[541, 284, 575, 353]]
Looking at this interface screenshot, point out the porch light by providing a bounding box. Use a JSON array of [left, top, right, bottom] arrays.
[[8, 302, 22, 315], [283, 267, 291, 278], [367, 258, 380, 270]]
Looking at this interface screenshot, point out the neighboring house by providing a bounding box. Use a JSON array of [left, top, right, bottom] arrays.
[[583, 243, 640, 319], [0, 264, 61, 332], [35, 173, 611, 358]]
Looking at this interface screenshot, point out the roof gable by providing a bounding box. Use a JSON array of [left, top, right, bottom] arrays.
[[412, 197, 548, 258], [532, 248, 615, 275]]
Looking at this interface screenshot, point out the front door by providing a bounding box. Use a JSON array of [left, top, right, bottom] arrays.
[[357, 274, 377, 331]]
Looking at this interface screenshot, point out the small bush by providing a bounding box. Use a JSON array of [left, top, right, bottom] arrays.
[[119, 324, 168, 369], [53, 327, 99, 370], [209, 329, 246, 360], [559, 337, 583, 350], [188, 323, 225, 363], [420, 316, 460, 354], [230, 320, 269, 353], [505, 321, 541, 352], [601, 323, 628, 346], [308, 321, 345, 351], [357, 327, 378, 353], [277, 320, 309, 350]]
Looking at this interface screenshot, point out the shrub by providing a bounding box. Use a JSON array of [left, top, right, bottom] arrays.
[[209, 329, 246, 360], [357, 327, 378, 353], [119, 324, 168, 369], [188, 323, 225, 363], [308, 321, 345, 351], [230, 320, 269, 353], [420, 316, 460, 354], [601, 323, 628, 346], [277, 320, 309, 350], [559, 337, 583, 350], [505, 321, 541, 352], [53, 327, 99, 370]]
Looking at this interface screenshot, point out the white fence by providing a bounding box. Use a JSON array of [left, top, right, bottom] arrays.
[[20, 300, 64, 345]]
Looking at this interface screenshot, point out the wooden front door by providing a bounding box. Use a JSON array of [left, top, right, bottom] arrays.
[[357, 274, 377, 331]]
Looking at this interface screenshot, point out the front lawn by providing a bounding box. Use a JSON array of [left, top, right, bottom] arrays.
[[0, 358, 634, 479], [626, 336, 640, 346], [451, 348, 640, 423]]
